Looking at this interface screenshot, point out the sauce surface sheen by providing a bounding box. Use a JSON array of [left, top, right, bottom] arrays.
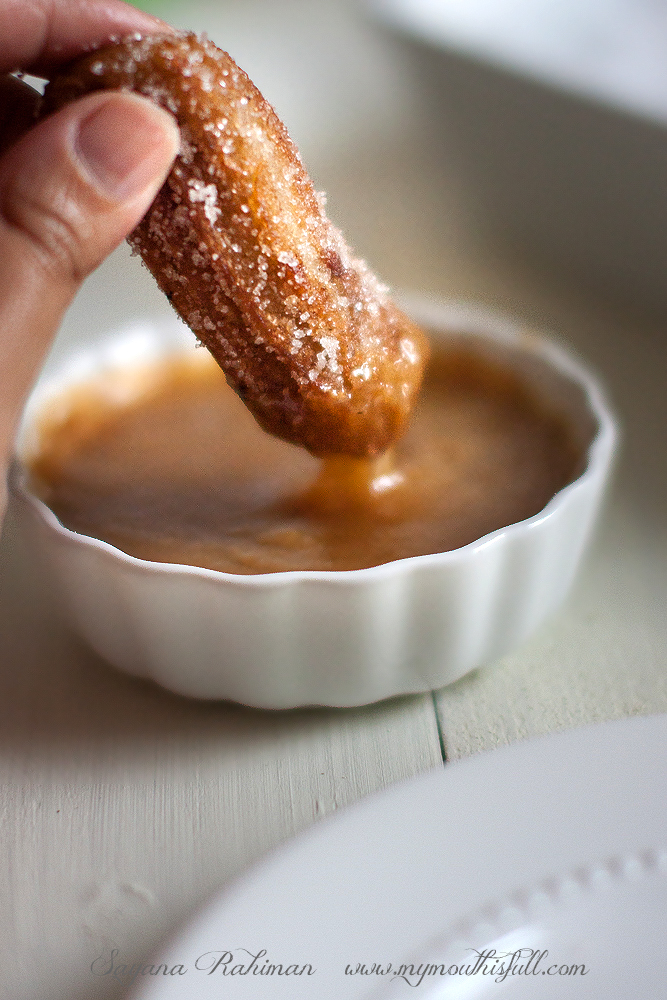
[[29, 344, 581, 574]]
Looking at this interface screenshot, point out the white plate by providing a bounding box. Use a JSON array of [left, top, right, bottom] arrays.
[[374, 852, 667, 996], [122, 715, 667, 999]]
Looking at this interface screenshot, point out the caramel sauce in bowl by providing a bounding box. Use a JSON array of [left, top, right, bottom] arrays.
[[10, 300, 617, 707]]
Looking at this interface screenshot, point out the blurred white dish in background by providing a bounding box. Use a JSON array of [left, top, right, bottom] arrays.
[[10, 299, 616, 708], [372, 0, 667, 313], [376, 0, 667, 122]]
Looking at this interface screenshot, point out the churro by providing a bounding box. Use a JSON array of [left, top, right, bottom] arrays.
[[43, 32, 427, 456]]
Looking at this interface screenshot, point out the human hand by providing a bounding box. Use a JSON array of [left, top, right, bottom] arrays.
[[0, 0, 180, 522]]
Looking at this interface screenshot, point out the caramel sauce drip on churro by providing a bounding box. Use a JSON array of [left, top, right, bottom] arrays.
[[42, 33, 427, 458]]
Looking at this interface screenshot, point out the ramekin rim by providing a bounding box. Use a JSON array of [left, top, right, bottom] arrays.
[[11, 297, 618, 588]]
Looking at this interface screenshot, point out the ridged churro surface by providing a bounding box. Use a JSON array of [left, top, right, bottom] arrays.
[[43, 32, 427, 456]]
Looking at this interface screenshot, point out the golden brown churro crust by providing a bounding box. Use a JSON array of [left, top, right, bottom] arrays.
[[43, 32, 427, 456]]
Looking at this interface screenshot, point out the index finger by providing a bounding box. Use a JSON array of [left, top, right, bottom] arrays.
[[0, 0, 173, 76]]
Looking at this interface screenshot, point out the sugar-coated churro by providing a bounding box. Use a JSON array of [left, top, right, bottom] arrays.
[[43, 32, 427, 456]]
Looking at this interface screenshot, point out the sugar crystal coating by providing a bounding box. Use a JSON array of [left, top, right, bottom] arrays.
[[42, 33, 428, 455]]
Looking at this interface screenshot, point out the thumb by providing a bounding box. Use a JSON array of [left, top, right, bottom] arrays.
[[0, 89, 179, 470], [1, 88, 180, 285]]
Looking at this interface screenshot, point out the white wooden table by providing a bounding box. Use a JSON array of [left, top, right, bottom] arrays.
[[1, 2, 666, 997]]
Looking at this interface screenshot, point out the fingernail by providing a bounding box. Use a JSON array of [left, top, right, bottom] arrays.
[[75, 93, 179, 201]]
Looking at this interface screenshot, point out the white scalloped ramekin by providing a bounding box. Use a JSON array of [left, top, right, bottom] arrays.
[[9, 299, 616, 708]]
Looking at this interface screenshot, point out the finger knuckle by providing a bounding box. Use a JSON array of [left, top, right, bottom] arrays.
[[1, 179, 92, 286]]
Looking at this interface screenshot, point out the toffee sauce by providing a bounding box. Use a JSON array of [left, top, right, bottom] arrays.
[[28, 346, 582, 574]]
